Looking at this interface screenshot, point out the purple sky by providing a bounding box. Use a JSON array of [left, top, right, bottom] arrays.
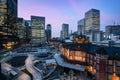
[[18, 0, 120, 37]]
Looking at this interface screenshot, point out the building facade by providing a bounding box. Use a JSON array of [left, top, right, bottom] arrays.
[[25, 20, 31, 26], [0, 0, 18, 49], [61, 24, 69, 39], [87, 31, 103, 42], [17, 18, 31, 45], [46, 24, 52, 42], [17, 18, 25, 40], [50, 35, 120, 80], [31, 16, 46, 44], [85, 9, 100, 34], [25, 21, 31, 43], [77, 18, 85, 35], [59, 42, 120, 80], [105, 25, 120, 40]]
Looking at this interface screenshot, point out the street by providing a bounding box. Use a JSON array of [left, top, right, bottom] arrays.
[[25, 54, 43, 80]]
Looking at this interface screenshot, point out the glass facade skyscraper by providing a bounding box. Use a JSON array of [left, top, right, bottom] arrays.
[[77, 18, 85, 35], [31, 16, 46, 44], [46, 24, 52, 42], [0, 0, 18, 49], [85, 9, 100, 33], [61, 24, 69, 39]]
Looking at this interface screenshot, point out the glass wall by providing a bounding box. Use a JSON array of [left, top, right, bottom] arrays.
[[31, 16, 46, 44], [0, 0, 18, 49]]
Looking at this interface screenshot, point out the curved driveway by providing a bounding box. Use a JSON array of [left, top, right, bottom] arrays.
[[25, 54, 43, 80], [1, 63, 31, 80]]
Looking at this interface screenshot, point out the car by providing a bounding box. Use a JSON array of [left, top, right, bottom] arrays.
[[9, 70, 18, 78]]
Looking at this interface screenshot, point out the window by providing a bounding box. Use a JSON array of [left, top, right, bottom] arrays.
[[97, 65, 99, 70], [87, 54, 89, 57], [90, 60, 92, 64], [96, 59, 99, 63], [69, 51, 73, 56], [90, 55, 92, 59], [116, 67, 120, 73], [94, 62, 96, 66], [83, 57, 85, 62], [108, 60, 112, 65], [94, 57, 96, 60], [117, 61, 120, 66], [107, 66, 113, 73]]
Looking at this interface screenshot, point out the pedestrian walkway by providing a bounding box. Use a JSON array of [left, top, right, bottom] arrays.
[[54, 54, 85, 71]]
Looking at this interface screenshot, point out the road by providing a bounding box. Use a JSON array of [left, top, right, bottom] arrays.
[[17, 73, 31, 80], [25, 54, 43, 80], [1, 63, 31, 80]]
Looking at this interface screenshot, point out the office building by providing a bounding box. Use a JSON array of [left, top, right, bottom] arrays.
[[31, 16, 46, 44], [25, 20, 31, 26], [25, 20, 31, 42], [0, 0, 18, 49], [46, 24, 52, 42], [88, 31, 103, 42], [17, 18, 25, 40], [25, 21, 31, 43], [105, 25, 120, 40], [85, 9, 100, 34], [17, 18, 31, 44], [60, 30, 63, 39], [77, 18, 85, 35], [61, 24, 69, 39]]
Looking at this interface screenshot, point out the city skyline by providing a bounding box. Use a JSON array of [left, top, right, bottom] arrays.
[[18, 0, 120, 37]]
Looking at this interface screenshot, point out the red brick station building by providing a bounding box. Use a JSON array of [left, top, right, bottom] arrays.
[[50, 35, 120, 80]]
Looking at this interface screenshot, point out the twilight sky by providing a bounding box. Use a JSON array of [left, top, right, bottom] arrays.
[[18, 0, 120, 37]]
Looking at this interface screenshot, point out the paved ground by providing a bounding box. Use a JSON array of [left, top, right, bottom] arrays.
[[17, 73, 31, 80], [2, 63, 31, 80], [25, 54, 43, 80]]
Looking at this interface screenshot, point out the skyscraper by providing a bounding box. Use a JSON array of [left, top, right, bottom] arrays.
[[77, 18, 85, 35], [85, 9, 100, 33], [25, 20, 31, 43], [17, 18, 31, 44], [17, 18, 25, 40], [0, 0, 18, 49], [60, 30, 63, 39], [61, 24, 69, 39], [31, 16, 46, 44], [46, 24, 52, 42]]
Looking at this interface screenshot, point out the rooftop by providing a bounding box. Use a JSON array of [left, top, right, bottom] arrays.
[[63, 42, 120, 59], [54, 54, 85, 71]]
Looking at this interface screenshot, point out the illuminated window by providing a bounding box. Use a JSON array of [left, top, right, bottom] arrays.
[[108, 60, 112, 65], [83, 57, 85, 62], [117, 61, 120, 66], [97, 65, 99, 70]]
